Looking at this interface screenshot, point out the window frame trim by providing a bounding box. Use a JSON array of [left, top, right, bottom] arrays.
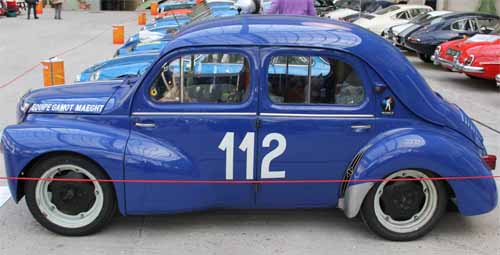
[[261, 48, 371, 110]]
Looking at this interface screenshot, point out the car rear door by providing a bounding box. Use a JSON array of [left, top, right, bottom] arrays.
[[125, 47, 259, 214], [255, 48, 380, 208]]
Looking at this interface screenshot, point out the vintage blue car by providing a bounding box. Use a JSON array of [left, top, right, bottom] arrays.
[[115, 36, 173, 57], [2, 16, 497, 241], [142, 15, 191, 31], [76, 53, 159, 82]]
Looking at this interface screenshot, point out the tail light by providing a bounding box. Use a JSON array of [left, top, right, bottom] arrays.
[[482, 155, 497, 170]]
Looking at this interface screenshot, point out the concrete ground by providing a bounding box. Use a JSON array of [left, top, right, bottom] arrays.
[[1, 9, 500, 255]]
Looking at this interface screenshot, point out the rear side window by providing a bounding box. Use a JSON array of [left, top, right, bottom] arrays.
[[150, 53, 250, 104], [267, 55, 365, 106]]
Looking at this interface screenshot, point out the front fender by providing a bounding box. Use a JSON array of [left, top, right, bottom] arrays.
[[343, 128, 497, 218], [1, 115, 130, 215]]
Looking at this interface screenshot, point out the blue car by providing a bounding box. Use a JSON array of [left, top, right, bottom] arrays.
[[116, 34, 174, 57], [76, 53, 159, 82], [143, 15, 191, 31], [2, 16, 497, 240]]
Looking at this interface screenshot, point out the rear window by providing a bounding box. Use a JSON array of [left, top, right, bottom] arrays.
[[375, 5, 400, 15], [267, 55, 365, 106]]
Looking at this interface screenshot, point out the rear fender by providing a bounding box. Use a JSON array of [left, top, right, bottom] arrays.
[[341, 128, 497, 218]]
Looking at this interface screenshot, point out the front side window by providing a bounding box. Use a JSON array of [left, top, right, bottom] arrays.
[[267, 55, 365, 106], [452, 19, 473, 32], [150, 53, 251, 104]]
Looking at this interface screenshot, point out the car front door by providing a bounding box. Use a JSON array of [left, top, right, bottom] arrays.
[[125, 47, 259, 214], [255, 48, 380, 208]]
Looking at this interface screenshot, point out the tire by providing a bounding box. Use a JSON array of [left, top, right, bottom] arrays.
[[418, 53, 432, 63], [25, 155, 116, 236], [360, 170, 447, 241]]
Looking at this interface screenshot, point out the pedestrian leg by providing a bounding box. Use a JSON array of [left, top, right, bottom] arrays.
[[27, 3, 32, 19]]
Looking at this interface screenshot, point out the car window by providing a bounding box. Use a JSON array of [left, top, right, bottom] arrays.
[[150, 53, 250, 104], [267, 55, 364, 106], [475, 18, 499, 33], [451, 19, 473, 32], [396, 11, 410, 20], [375, 5, 400, 15]]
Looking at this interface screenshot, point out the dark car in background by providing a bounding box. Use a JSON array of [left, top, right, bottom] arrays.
[[405, 12, 499, 62]]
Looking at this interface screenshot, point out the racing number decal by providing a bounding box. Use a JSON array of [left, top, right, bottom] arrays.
[[218, 132, 287, 180]]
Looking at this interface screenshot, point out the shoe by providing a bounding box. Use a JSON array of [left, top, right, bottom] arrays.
[[35, 17, 38, 19]]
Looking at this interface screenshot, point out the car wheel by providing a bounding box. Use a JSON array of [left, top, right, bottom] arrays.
[[360, 170, 447, 241], [25, 155, 116, 236], [418, 53, 432, 63]]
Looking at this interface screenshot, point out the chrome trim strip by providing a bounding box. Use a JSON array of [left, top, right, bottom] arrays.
[[260, 113, 375, 118], [132, 112, 257, 116]]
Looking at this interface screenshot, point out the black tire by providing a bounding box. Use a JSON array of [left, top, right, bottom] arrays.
[[360, 170, 447, 241], [25, 155, 116, 236], [418, 53, 432, 63]]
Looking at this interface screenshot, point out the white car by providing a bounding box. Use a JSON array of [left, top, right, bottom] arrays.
[[353, 5, 433, 35], [325, 0, 396, 20]]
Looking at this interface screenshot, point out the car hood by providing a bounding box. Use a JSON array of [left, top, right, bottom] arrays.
[[391, 23, 414, 35], [24, 80, 134, 115]]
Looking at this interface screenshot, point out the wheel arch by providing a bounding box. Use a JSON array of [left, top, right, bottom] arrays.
[[339, 128, 497, 218]]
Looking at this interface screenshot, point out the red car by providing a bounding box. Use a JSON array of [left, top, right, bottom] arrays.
[[432, 29, 500, 85]]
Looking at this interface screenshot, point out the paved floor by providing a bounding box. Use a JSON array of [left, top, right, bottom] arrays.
[[0, 9, 499, 255]]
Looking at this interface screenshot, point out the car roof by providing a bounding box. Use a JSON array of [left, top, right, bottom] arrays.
[[160, 15, 457, 128], [441, 12, 499, 20]]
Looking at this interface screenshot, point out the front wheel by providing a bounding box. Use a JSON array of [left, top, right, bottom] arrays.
[[25, 155, 116, 236], [361, 170, 447, 241], [418, 53, 433, 63]]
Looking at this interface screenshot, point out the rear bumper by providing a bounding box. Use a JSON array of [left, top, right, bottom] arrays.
[[453, 59, 485, 74]]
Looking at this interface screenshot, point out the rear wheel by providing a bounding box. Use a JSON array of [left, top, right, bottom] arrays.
[[25, 155, 116, 236], [361, 170, 447, 241]]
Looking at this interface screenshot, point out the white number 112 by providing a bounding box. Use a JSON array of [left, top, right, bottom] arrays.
[[218, 132, 287, 180]]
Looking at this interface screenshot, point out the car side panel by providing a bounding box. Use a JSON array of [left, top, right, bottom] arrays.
[[349, 127, 497, 216], [1, 115, 130, 215]]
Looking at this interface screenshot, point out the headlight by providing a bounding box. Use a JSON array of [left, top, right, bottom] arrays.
[[90, 70, 101, 81], [17, 99, 32, 124], [75, 74, 81, 82]]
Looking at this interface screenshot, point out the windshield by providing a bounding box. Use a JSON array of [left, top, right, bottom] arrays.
[[375, 5, 400, 15]]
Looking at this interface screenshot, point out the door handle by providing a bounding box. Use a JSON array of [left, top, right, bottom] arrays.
[[135, 122, 156, 128], [351, 125, 372, 132]]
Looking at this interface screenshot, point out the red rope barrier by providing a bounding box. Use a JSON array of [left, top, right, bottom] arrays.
[[1, 175, 499, 184]]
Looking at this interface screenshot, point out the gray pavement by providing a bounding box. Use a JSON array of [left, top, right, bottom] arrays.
[[0, 9, 500, 255]]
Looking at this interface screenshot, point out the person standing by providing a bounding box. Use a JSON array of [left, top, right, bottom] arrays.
[[25, 0, 38, 19], [52, 0, 63, 19], [265, 0, 316, 16]]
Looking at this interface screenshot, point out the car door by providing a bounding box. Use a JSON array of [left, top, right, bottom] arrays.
[[125, 47, 259, 214], [255, 48, 379, 208]]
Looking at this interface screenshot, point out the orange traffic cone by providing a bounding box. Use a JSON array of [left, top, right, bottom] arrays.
[[138, 12, 147, 25], [36, 1, 43, 15], [42, 58, 65, 87], [113, 25, 125, 45], [151, 2, 158, 16]]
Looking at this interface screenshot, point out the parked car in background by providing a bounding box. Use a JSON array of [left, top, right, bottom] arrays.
[[4, 16, 497, 241], [431, 30, 499, 71], [315, 0, 336, 17], [384, 10, 451, 47], [451, 33, 500, 85], [406, 12, 499, 62], [76, 52, 158, 82], [325, 0, 395, 21], [156, 1, 196, 19], [354, 4, 433, 35]]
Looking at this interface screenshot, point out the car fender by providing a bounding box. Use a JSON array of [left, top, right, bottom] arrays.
[[341, 127, 497, 218], [1, 115, 130, 215]]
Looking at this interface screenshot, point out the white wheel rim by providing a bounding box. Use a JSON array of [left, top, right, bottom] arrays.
[[35, 164, 104, 229], [374, 170, 438, 234]]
